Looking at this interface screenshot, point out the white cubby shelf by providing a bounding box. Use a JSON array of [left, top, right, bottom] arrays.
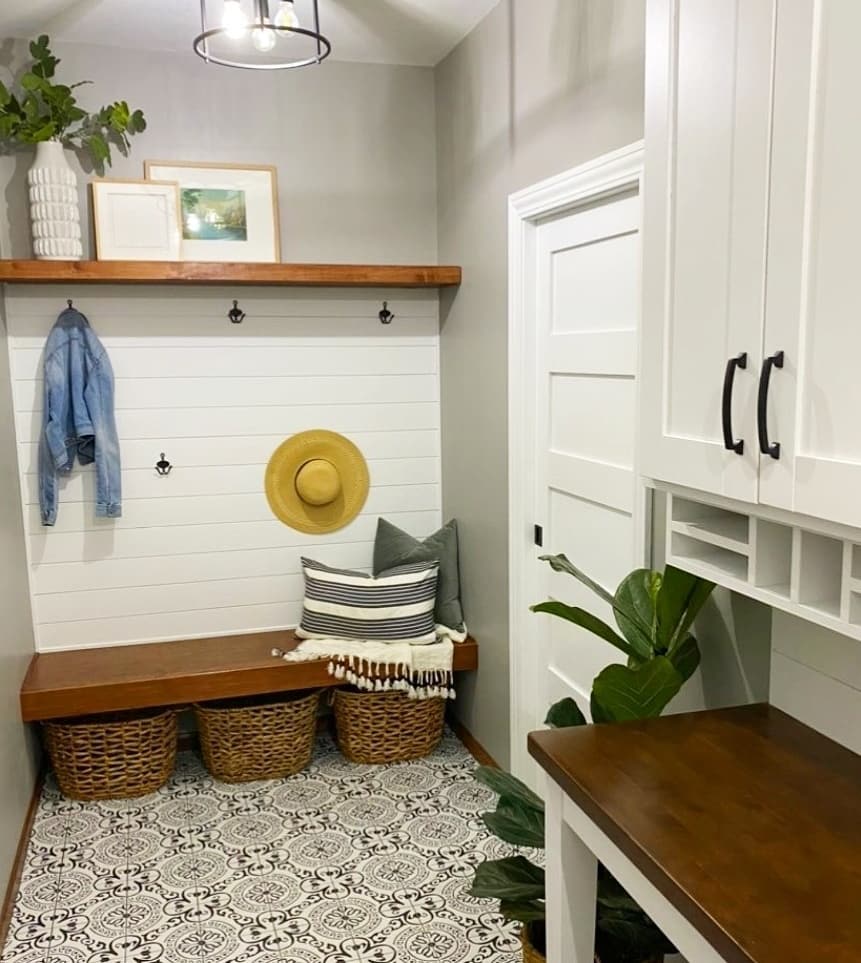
[[664, 489, 861, 643]]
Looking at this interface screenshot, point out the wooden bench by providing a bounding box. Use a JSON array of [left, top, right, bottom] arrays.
[[20, 631, 479, 722]]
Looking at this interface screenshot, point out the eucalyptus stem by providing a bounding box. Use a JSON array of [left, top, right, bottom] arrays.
[[0, 36, 146, 173]]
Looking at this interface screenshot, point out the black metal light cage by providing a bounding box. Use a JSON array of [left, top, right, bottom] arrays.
[[193, 0, 332, 70]]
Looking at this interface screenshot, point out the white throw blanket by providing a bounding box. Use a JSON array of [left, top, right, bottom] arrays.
[[272, 637, 457, 700]]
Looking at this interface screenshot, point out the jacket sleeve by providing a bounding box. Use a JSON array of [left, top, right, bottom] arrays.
[[38, 427, 59, 526], [39, 350, 69, 527], [42, 351, 71, 469], [85, 349, 122, 519]]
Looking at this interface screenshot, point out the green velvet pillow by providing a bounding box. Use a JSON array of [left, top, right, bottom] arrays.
[[373, 517, 465, 633]]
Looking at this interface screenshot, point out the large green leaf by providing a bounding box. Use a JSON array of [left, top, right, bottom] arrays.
[[538, 554, 615, 606], [469, 856, 545, 901], [530, 601, 636, 660], [539, 554, 654, 652], [613, 569, 661, 659], [474, 766, 544, 813], [544, 697, 587, 729], [597, 865, 641, 913], [669, 633, 701, 683], [482, 797, 545, 849], [590, 690, 613, 725], [657, 565, 715, 651], [499, 899, 546, 923], [590, 657, 684, 722]]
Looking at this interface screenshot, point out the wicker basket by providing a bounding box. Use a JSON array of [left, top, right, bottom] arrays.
[[44, 708, 177, 801], [333, 688, 445, 764], [194, 689, 320, 783]]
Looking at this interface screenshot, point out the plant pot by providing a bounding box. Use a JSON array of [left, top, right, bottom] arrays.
[[28, 139, 82, 260], [520, 925, 663, 963], [520, 924, 546, 963]]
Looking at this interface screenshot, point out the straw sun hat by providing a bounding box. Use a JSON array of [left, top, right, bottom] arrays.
[[264, 430, 369, 534]]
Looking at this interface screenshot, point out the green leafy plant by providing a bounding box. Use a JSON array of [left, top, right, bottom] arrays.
[[533, 556, 715, 723], [470, 559, 715, 962], [0, 36, 146, 171]]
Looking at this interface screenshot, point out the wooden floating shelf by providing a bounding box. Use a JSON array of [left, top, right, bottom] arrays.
[[0, 259, 462, 289]]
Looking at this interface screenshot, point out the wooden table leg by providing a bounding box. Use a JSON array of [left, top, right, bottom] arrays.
[[545, 777, 597, 963]]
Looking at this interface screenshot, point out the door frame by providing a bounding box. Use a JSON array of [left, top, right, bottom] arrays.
[[508, 141, 646, 779]]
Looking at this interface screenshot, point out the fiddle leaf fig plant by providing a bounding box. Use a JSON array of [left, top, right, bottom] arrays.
[[532, 556, 715, 722], [471, 559, 715, 962], [0, 36, 146, 171]]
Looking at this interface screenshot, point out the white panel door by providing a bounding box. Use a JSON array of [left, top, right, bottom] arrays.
[[529, 191, 644, 768], [639, 0, 776, 502], [759, 0, 861, 528]]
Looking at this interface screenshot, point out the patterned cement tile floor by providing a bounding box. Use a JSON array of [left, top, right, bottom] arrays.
[[2, 729, 525, 963]]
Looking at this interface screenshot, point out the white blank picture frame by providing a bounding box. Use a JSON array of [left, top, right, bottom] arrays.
[[91, 179, 182, 261]]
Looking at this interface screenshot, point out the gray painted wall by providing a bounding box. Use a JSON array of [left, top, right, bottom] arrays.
[[0, 40, 437, 262], [0, 35, 438, 892], [0, 308, 37, 896], [435, 0, 647, 767]]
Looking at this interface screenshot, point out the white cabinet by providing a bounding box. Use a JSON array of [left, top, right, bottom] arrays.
[[641, 0, 861, 532], [640, 0, 776, 504], [761, 0, 861, 528]]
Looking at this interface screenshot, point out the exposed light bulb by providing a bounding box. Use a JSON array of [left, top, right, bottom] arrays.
[[274, 0, 301, 30], [251, 18, 277, 51], [222, 0, 248, 39]]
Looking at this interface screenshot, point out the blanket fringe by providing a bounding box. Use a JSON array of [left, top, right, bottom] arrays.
[[272, 642, 456, 701]]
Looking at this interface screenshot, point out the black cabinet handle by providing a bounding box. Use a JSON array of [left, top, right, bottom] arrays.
[[757, 350, 784, 459], [721, 352, 747, 454]]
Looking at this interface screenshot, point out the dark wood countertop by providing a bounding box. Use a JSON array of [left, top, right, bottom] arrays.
[[21, 631, 478, 722], [528, 704, 861, 963]]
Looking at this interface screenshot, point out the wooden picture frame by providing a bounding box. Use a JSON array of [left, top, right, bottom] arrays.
[[144, 160, 281, 263], [91, 179, 182, 261]]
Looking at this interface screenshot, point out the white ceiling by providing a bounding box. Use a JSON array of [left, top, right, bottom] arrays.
[[0, 0, 499, 67]]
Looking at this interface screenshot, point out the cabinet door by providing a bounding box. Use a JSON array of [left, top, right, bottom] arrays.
[[640, 0, 776, 501], [760, 0, 861, 528]]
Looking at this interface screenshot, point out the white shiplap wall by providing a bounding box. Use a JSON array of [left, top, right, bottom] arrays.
[[5, 285, 442, 652], [770, 610, 861, 754]]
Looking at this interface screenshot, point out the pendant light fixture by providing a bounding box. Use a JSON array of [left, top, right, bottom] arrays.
[[194, 0, 331, 70]]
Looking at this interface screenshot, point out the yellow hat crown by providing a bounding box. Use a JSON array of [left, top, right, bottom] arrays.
[[295, 459, 342, 506]]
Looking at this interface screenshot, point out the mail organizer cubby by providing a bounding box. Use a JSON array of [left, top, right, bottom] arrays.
[[665, 492, 861, 643]]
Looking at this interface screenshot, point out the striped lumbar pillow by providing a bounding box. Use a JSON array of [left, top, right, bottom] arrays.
[[296, 557, 439, 645]]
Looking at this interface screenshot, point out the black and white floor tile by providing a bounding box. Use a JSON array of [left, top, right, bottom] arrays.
[[3, 730, 525, 963]]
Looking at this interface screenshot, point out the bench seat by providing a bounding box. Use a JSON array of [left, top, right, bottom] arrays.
[[20, 631, 479, 722]]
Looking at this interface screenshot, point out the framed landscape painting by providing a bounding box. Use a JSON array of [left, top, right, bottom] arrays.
[[144, 161, 280, 262]]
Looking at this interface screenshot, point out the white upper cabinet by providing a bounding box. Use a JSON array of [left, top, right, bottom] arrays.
[[761, 0, 861, 529], [640, 0, 776, 503], [642, 0, 861, 531]]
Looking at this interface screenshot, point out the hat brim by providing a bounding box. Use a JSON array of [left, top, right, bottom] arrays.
[[264, 430, 369, 534]]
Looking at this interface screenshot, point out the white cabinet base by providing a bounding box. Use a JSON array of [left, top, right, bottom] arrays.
[[545, 779, 727, 963]]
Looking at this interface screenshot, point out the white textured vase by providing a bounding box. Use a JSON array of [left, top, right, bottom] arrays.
[[27, 140, 83, 260]]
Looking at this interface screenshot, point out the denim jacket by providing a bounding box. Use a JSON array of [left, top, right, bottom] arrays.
[[39, 308, 121, 526]]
